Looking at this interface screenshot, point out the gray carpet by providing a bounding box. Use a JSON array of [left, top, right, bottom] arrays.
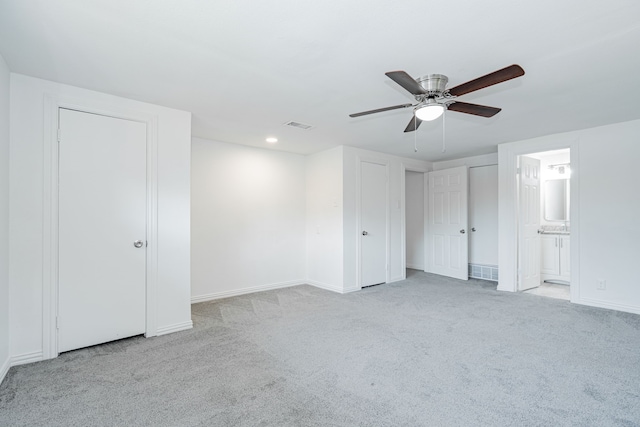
[[2, 270, 640, 426]]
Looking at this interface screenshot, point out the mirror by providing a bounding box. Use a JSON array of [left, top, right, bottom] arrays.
[[544, 179, 569, 221]]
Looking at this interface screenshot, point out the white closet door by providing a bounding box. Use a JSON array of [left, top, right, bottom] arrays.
[[58, 108, 147, 353], [360, 161, 387, 287], [469, 165, 498, 267], [428, 166, 468, 280]]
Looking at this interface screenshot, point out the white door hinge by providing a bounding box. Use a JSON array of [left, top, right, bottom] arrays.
[[56, 316, 59, 329]]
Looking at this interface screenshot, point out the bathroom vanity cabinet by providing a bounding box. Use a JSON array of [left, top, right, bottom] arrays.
[[540, 234, 570, 283]]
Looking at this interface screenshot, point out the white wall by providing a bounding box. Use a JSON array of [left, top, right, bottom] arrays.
[[9, 74, 192, 362], [405, 171, 424, 270], [306, 147, 344, 292], [498, 119, 640, 314], [342, 146, 430, 290], [0, 54, 10, 382], [191, 141, 429, 297], [191, 138, 306, 302], [577, 121, 640, 311]]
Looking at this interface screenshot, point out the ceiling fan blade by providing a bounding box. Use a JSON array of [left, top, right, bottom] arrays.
[[447, 101, 501, 117], [447, 64, 525, 97], [385, 71, 426, 95], [349, 103, 413, 118], [403, 116, 422, 133]]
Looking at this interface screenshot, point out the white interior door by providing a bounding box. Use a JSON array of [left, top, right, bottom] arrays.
[[58, 108, 147, 353], [428, 166, 468, 280], [360, 161, 387, 287], [468, 165, 499, 273], [518, 155, 541, 291]]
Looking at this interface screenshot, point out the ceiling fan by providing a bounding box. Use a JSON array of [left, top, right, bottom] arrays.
[[349, 64, 525, 132]]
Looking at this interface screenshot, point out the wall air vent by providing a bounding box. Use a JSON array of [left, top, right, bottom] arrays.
[[284, 121, 314, 130], [469, 264, 499, 282]]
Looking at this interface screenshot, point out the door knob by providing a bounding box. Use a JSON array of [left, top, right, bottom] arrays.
[[133, 240, 144, 248], [362, 231, 368, 236], [471, 227, 476, 232], [459, 229, 465, 234]]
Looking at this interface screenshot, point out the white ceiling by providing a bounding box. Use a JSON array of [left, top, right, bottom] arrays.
[[1, 0, 640, 161]]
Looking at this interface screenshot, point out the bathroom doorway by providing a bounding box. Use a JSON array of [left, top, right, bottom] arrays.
[[517, 148, 571, 300]]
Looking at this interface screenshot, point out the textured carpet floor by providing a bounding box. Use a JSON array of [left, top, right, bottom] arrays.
[[1, 270, 640, 426]]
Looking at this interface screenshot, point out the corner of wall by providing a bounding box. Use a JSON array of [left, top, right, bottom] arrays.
[[0, 52, 11, 385], [304, 145, 345, 291]]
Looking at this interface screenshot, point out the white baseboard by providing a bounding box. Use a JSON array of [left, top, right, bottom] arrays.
[[577, 297, 640, 316], [156, 320, 193, 336], [497, 282, 516, 292], [191, 279, 367, 304], [0, 356, 9, 386], [406, 264, 424, 271], [191, 280, 305, 304], [305, 280, 346, 293], [10, 350, 43, 367], [306, 280, 361, 294]]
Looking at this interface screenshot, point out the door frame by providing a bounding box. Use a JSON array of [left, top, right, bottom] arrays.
[[355, 156, 390, 289], [400, 163, 429, 280], [42, 95, 159, 359], [497, 137, 580, 303]]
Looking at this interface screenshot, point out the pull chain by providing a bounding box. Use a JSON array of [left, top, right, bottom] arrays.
[[441, 109, 446, 153], [414, 116, 418, 152]]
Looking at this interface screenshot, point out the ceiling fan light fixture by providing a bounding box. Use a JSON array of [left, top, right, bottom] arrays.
[[414, 103, 444, 121]]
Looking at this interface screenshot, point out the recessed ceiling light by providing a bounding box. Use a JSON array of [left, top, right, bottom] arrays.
[[266, 137, 278, 143]]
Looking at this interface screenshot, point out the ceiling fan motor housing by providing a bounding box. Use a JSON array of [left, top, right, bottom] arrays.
[[417, 74, 448, 95]]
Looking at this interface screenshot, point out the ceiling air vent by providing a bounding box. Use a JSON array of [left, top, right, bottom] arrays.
[[284, 121, 313, 130]]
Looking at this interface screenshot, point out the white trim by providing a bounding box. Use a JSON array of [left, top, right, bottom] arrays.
[[0, 356, 9, 385], [191, 280, 305, 304], [355, 156, 390, 288], [406, 263, 424, 270], [156, 321, 193, 336], [497, 136, 578, 295], [568, 143, 580, 304], [306, 280, 358, 294], [42, 94, 160, 359], [423, 172, 429, 273], [42, 95, 57, 359], [400, 162, 429, 281], [145, 116, 159, 337], [577, 298, 640, 316], [10, 351, 43, 367]]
